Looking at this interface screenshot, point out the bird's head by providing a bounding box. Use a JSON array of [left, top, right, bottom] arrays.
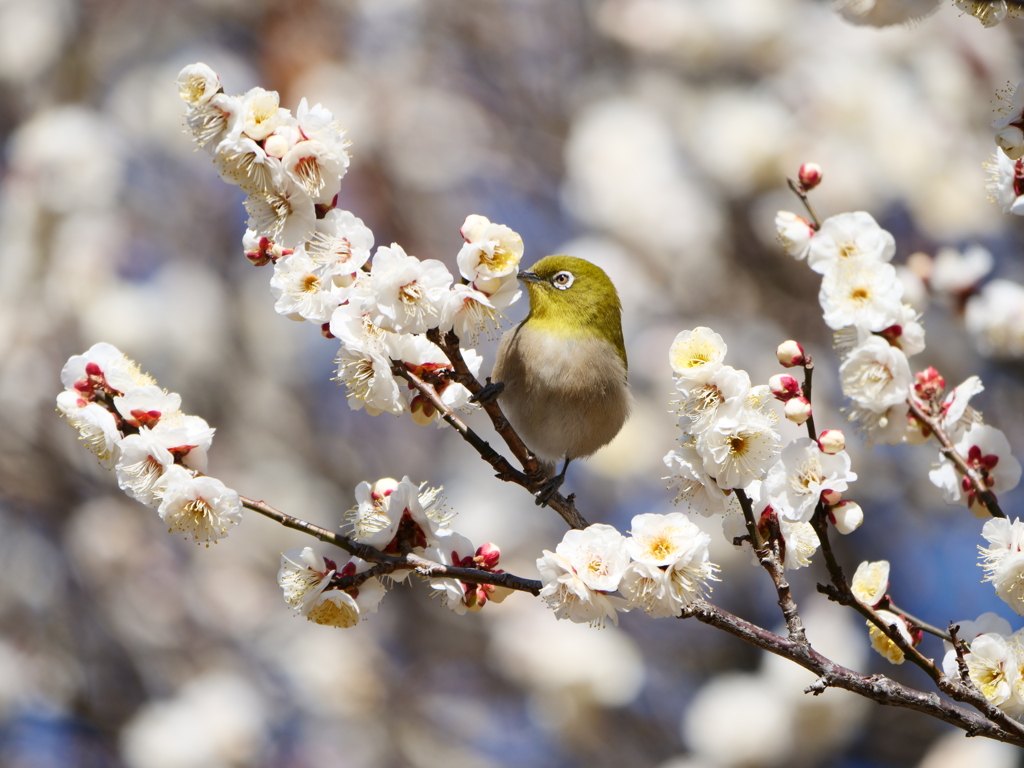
[[518, 255, 626, 364]]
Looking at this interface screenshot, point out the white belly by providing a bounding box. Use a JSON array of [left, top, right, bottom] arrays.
[[492, 324, 631, 467]]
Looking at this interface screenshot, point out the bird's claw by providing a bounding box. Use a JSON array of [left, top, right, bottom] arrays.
[[534, 474, 564, 507], [471, 380, 504, 405]]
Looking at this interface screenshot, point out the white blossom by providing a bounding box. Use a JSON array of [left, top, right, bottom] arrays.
[[980, 518, 1024, 615], [931, 245, 994, 297], [819, 258, 903, 332], [676, 365, 751, 437], [333, 341, 405, 415], [306, 209, 373, 281], [966, 279, 1024, 358], [270, 248, 346, 323], [778, 518, 819, 570], [774, 210, 814, 261], [537, 524, 631, 627], [369, 243, 452, 334], [806, 211, 895, 275], [929, 424, 1021, 511], [155, 466, 241, 546], [700, 407, 781, 490], [57, 398, 122, 469], [243, 179, 316, 249], [282, 139, 347, 204], [669, 327, 727, 386], [765, 438, 857, 523], [457, 214, 524, 281], [112, 386, 182, 429], [851, 560, 889, 606], [663, 444, 735, 516], [176, 63, 221, 108], [115, 430, 176, 506], [277, 547, 335, 615], [867, 610, 913, 665], [984, 149, 1024, 215], [839, 335, 912, 413], [60, 342, 155, 398]]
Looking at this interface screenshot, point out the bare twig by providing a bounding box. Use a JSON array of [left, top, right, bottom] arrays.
[[801, 359, 817, 442], [786, 177, 823, 229]]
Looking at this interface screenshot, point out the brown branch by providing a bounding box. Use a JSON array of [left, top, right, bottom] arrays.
[[906, 397, 1005, 519], [421, 328, 590, 530], [240, 496, 541, 595], [735, 488, 808, 646], [889, 602, 952, 642], [681, 599, 1024, 746], [809, 506, 1024, 736]]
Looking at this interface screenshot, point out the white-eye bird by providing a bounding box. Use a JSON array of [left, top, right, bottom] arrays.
[[488, 255, 631, 504]]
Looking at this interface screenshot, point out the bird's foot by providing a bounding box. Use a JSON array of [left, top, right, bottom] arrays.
[[534, 475, 564, 507], [471, 380, 504, 405]]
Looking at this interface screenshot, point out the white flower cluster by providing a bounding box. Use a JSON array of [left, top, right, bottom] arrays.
[[941, 613, 1024, 717], [537, 514, 717, 626], [777, 205, 1022, 515], [659, 327, 859, 572], [176, 63, 524, 424], [277, 478, 509, 625], [56, 343, 240, 545], [980, 518, 1024, 616]]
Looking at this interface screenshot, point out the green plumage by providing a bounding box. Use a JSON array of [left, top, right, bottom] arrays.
[[492, 255, 632, 477]]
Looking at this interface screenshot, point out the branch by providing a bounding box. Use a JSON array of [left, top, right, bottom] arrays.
[[786, 177, 823, 229], [801, 359, 817, 442], [240, 496, 542, 595], [735, 488, 808, 646], [419, 328, 590, 530], [682, 599, 1024, 746]]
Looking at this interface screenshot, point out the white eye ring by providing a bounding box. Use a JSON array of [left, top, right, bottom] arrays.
[[551, 271, 574, 290]]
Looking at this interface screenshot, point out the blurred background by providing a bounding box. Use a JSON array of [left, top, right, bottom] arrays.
[[5, 0, 1024, 765]]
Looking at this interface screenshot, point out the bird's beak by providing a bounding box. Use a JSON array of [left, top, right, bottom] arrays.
[[517, 271, 543, 284]]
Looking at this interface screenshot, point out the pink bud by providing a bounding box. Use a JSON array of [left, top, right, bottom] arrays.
[[769, 374, 802, 401], [830, 501, 863, 535], [475, 543, 501, 570], [914, 366, 945, 401], [776, 340, 807, 368], [798, 162, 823, 190], [821, 488, 842, 506], [818, 429, 846, 454], [321, 322, 335, 340], [784, 396, 812, 424]]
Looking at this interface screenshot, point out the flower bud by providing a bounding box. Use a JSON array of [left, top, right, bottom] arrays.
[[371, 477, 399, 499], [818, 429, 846, 454], [821, 488, 842, 506], [775, 340, 807, 368], [769, 373, 802, 401], [831, 501, 863, 534], [914, 366, 945, 401], [474, 543, 501, 570], [409, 395, 437, 426], [784, 396, 812, 424], [264, 133, 290, 159], [798, 162, 823, 190], [321, 322, 335, 340], [775, 212, 814, 261], [997, 125, 1024, 160]]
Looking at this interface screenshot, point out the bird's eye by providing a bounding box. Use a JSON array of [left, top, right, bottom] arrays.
[[551, 271, 574, 290]]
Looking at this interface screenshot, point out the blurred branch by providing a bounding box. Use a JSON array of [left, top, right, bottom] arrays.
[[682, 599, 1024, 747], [786, 177, 823, 229], [240, 496, 541, 595]]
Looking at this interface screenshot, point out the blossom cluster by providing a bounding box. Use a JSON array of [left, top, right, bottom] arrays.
[[536, 514, 717, 626], [275, 476, 509, 627], [660, 327, 859, 571], [777, 206, 1022, 517], [56, 343, 241, 545], [176, 63, 524, 424], [941, 613, 1024, 716]]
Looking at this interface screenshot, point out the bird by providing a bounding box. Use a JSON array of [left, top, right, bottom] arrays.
[[485, 255, 631, 505]]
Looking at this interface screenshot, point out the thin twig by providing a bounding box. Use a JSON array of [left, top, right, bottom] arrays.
[[240, 497, 542, 595], [786, 177, 823, 229], [888, 603, 952, 642], [802, 360, 817, 441]]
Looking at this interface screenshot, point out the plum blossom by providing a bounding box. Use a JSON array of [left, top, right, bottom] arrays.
[[270, 248, 347, 323], [867, 610, 914, 665], [819, 258, 903, 332], [928, 424, 1021, 512], [700, 407, 781, 490], [669, 327, 727, 387], [851, 560, 890, 607], [980, 518, 1024, 615], [278, 547, 335, 615], [966, 279, 1024, 358], [343, 476, 451, 552], [176, 63, 222, 108], [805, 211, 895, 275], [839, 335, 912, 413], [537, 524, 630, 627], [427, 533, 511, 614], [457, 214, 524, 283], [370, 243, 452, 334], [774, 211, 814, 261], [765, 438, 857, 523], [155, 466, 242, 546]]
